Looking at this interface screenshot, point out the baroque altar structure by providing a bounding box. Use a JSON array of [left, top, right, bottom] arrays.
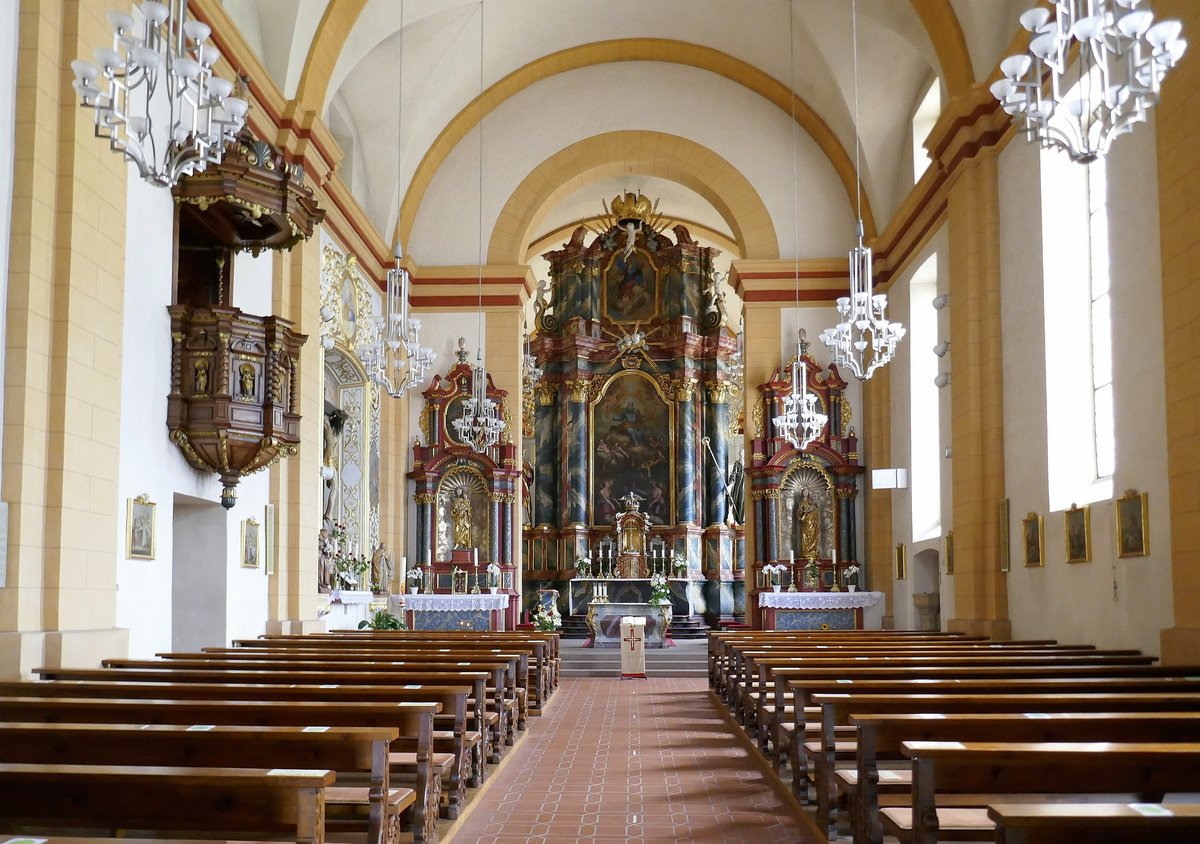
[[407, 343, 520, 628], [524, 192, 745, 627], [748, 339, 864, 621]]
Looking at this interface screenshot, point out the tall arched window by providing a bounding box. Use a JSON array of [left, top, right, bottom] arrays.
[[911, 80, 941, 182]]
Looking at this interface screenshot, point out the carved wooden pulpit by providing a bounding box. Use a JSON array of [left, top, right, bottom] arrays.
[[616, 492, 651, 578]]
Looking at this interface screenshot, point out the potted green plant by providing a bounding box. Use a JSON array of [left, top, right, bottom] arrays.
[[357, 608, 404, 630]]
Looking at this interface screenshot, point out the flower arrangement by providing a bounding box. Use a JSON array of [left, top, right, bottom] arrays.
[[327, 522, 370, 590], [487, 561, 501, 587], [762, 563, 788, 586], [649, 571, 670, 606], [575, 555, 592, 578], [842, 563, 860, 588], [532, 601, 561, 631], [804, 557, 820, 589], [407, 566, 423, 592], [358, 608, 404, 630], [673, 558, 688, 578]]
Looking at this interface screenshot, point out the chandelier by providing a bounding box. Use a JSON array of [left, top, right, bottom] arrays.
[[357, 246, 435, 398], [452, 347, 506, 451], [70, 1, 247, 188], [453, 0, 503, 453], [819, 0, 905, 380], [772, 331, 828, 450], [991, 1, 1187, 164]]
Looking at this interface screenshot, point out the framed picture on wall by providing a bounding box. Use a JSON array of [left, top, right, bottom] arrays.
[[1022, 512, 1044, 568], [1065, 504, 1091, 563], [126, 494, 156, 560], [895, 543, 907, 580], [944, 531, 955, 575], [999, 498, 1011, 573], [241, 518, 260, 569], [1115, 489, 1149, 558]]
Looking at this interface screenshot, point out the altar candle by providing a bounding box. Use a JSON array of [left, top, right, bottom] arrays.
[[473, 547, 478, 564], [427, 547, 433, 564], [789, 549, 795, 564], [832, 547, 837, 568], [400, 555, 407, 589]]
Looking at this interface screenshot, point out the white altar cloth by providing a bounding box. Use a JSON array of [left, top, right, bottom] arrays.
[[758, 591, 883, 609], [330, 589, 374, 605], [620, 617, 646, 678], [403, 593, 508, 612]]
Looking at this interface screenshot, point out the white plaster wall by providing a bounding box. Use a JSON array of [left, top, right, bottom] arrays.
[[116, 175, 272, 658], [0, 0, 18, 585], [999, 125, 1173, 656], [410, 62, 853, 266]]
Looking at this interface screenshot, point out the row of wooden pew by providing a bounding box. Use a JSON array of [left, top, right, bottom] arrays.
[[0, 628, 560, 844], [710, 629, 1200, 843]]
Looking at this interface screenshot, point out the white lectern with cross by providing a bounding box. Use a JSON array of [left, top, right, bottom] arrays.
[[620, 616, 646, 678]]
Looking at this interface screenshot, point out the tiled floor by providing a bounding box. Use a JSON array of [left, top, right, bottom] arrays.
[[448, 677, 820, 843]]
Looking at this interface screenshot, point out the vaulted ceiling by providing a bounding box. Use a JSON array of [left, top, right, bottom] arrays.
[[220, 0, 1027, 274]]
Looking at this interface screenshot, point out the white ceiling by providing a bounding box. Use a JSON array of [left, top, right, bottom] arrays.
[[221, 0, 1027, 267]]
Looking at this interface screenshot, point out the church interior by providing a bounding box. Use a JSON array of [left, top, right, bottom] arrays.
[[3, 0, 1200, 841]]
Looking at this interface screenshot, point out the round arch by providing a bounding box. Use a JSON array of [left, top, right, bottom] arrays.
[[489, 131, 775, 264]]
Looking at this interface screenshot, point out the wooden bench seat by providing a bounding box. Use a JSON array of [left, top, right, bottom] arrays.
[[987, 801, 1200, 844], [0, 696, 441, 844], [836, 710, 1200, 844], [0, 721, 406, 844], [885, 740, 1200, 844], [0, 762, 333, 844]]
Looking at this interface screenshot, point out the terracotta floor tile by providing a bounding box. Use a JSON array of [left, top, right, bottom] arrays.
[[448, 677, 819, 843]]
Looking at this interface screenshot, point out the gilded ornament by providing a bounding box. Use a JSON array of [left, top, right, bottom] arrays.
[[705, 381, 731, 404], [535, 381, 556, 406], [836, 487, 859, 500], [415, 492, 437, 505], [621, 355, 641, 369], [672, 377, 697, 402], [752, 401, 764, 438], [839, 396, 852, 437], [566, 379, 590, 404]]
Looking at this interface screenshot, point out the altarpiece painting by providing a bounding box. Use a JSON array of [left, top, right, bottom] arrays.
[[591, 372, 673, 526]]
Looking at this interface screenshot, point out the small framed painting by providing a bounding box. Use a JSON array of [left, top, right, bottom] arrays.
[[895, 543, 907, 580], [241, 518, 260, 569], [944, 531, 955, 575], [1022, 512, 1044, 568], [1115, 489, 1149, 558], [126, 494, 156, 560], [1064, 504, 1091, 564]]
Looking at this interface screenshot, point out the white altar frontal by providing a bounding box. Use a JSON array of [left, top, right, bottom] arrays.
[[326, 589, 375, 627], [758, 590, 884, 630], [620, 617, 647, 678], [400, 593, 510, 632]]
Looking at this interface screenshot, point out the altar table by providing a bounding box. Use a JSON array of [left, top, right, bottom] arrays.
[[326, 589, 375, 627], [400, 593, 510, 631], [587, 602, 670, 649], [757, 590, 884, 630]]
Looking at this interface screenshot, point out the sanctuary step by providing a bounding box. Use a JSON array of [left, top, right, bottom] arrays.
[[560, 638, 708, 678], [560, 613, 711, 640]]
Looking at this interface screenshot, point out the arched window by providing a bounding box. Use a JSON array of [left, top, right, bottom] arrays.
[[911, 80, 941, 182]]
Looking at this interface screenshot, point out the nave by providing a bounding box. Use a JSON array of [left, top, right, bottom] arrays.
[[450, 676, 814, 844]]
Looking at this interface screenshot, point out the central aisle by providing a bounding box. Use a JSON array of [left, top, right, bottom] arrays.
[[449, 676, 819, 843]]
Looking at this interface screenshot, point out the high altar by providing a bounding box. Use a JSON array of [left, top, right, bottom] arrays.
[[522, 193, 746, 629]]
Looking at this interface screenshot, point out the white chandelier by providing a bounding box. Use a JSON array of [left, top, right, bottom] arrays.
[[453, 350, 506, 451], [357, 246, 435, 398], [70, 0, 247, 188], [819, 0, 905, 380], [992, 1, 1186, 163], [453, 0, 503, 454], [772, 332, 827, 451]]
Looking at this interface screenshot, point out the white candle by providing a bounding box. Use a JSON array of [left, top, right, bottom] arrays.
[[832, 548, 838, 567], [400, 555, 407, 588], [789, 549, 795, 564], [473, 547, 478, 564], [427, 547, 433, 563]]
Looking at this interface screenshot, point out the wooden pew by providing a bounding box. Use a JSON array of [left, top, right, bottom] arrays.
[[0, 722, 408, 844], [0, 762, 333, 844], [22, 669, 494, 787], [246, 632, 558, 712], [786, 678, 1200, 800], [9, 677, 475, 821], [885, 741, 1200, 844], [987, 802, 1200, 844], [155, 647, 531, 734], [79, 654, 520, 750], [0, 696, 442, 844], [845, 710, 1200, 844]]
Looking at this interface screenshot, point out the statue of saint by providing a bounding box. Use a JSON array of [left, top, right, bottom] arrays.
[[371, 542, 393, 594], [795, 490, 820, 560], [317, 527, 335, 592], [450, 488, 473, 548]]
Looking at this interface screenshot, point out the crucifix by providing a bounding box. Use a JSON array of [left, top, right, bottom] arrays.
[[623, 627, 643, 652]]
